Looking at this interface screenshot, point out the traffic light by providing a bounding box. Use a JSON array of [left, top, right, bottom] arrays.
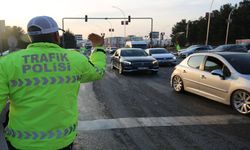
[[109, 28, 115, 32], [128, 15, 131, 22], [85, 15, 88, 22]]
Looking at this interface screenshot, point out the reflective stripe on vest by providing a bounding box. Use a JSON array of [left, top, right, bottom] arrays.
[[9, 75, 82, 87], [5, 124, 76, 140]]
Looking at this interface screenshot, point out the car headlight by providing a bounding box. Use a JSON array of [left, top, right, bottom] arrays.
[[152, 60, 158, 65], [123, 61, 132, 65], [173, 56, 176, 60]]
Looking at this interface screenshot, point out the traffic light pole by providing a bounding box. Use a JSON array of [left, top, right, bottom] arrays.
[[62, 17, 154, 47]]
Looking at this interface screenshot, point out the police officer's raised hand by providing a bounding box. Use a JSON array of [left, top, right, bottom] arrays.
[[88, 33, 104, 47]]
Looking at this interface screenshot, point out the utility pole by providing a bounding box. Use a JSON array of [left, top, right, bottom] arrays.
[[205, 0, 215, 45], [186, 22, 189, 39], [112, 6, 126, 38], [225, 8, 235, 44]]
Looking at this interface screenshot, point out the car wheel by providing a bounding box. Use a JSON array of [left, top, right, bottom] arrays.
[[172, 75, 184, 92], [111, 61, 114, 70], [231, 90, 250, 115], [119, 64, 124, 74]]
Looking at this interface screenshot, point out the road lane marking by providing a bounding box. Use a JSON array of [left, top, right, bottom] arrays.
[[77, 115, 250, 131]]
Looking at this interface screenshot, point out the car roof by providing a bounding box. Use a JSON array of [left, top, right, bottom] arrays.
[[190, 52, 250, 57]]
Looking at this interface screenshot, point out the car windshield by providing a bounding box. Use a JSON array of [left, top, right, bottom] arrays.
[[222, 54, 250, 74], [132, 44, 147, 49], [150, 49, 169, 54], [121, 50, 147, 57]]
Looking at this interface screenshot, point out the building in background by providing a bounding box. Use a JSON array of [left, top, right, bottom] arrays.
[[75, 34, 84, 48], [104, 37, 126, 48], [127, 35, 143, 41]]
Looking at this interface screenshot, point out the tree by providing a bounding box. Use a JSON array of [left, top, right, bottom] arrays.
[[60, 30, 76, 49], [230, 0, 250, 43], [170, 19, 187, 47], [171, 0, 250, 46], [2, 26, 30, 51]]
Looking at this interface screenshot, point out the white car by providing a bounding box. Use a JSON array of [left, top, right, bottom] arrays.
[[106, 47, 117, 54], [145, 48, 176, 65], [2, 50, 10, 56]]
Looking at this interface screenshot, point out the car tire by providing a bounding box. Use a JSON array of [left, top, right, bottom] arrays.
[[119, 64, 124, 74], [172, 75, 184, 92], [231, 90, 250, 115]]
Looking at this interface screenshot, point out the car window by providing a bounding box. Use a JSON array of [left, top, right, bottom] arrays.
[[204, 56, 231, 77], [204, 56, 223, 72], [187, 55, 205, 69], [196, 47, 204, 51], [223, 65, 231, 77], [228, 45, 247, 52], [114, 51, 119, 56], [121, 50, 147, 57]]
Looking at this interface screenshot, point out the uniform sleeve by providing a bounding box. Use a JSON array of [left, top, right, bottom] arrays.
[[80, 47, 106, 83], [0, 59, 9, 113]]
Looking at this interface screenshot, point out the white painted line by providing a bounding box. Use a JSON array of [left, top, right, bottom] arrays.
[[77, 115, 250, 131]]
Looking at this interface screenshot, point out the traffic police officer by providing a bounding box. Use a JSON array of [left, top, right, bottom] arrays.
[[0, 16, 106, 150]]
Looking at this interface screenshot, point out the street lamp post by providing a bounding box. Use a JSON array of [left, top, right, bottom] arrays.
[[106, 20, 114, 47], [186, 21, 190, 39], [112, 6, 126, 38], [225, 8, 235, 44], [205, 0, 215, 46]]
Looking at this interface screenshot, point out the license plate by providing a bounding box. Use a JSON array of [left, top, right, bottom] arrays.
[[138, 67, 148, 70]]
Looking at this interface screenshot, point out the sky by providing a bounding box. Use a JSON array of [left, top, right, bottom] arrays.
[[0, 0, 241, 39]]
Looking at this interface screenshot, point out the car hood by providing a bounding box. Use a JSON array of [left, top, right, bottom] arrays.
[[122, 56, 155, 62], [151, 53, 174, 58]]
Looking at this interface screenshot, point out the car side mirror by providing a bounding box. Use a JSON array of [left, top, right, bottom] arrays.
[[211, 69, 225, 79]]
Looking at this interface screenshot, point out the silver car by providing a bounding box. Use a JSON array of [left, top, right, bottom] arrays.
[[171, 52, 250, 115], [145, 48, 177, 65]]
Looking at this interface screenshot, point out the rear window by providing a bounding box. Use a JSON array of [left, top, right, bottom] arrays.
[[222, 54, 250, 74], [187, 55, 205, 69]]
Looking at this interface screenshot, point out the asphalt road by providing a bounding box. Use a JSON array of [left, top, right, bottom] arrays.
[[74, 55, 250, 150]]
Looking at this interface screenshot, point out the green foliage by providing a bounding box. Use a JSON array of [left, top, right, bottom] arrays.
[[171, 0, 250, 46], [170, 19, 187, 47], [60, 30, 76, 49]]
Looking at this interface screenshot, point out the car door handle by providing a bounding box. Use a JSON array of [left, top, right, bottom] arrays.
[[201, 75, 206, 79]]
